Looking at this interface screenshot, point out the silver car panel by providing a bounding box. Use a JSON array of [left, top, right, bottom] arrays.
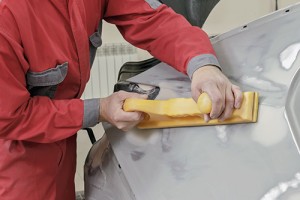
[[85, 3, 300, 200]]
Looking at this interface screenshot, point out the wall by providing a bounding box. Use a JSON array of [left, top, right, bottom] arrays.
[[203, 0, 300, 35], [101, 0, 300, 60], [280, 0, 300, 8]]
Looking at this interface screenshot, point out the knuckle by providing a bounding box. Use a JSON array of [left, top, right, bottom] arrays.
[[131, 112, 143, 121], [112, 115, 120, 123], [116, 123, 126, 131], [226, 97, 235, 106], [116, 91, 124, 98], [232, 85, 241, 90], [128, 113, 140, 121], [116, 90, 127, 99], [212, 96, 222, 104]]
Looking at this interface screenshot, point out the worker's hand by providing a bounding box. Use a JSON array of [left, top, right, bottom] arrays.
[[191, 65, 243, 122], [99, 91, 148, 131]]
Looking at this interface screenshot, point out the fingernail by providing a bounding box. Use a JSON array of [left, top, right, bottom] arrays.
[[204, 115, 209, 122]]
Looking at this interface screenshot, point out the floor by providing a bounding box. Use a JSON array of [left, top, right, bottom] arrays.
[[75, 124, 105, 193]]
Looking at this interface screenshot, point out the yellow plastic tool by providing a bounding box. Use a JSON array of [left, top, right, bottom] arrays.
[[123, 91, 259, 129]]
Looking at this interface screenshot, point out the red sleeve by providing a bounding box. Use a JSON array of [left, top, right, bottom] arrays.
[[103, 0, 216, 74], [0, 31, 84, 143]]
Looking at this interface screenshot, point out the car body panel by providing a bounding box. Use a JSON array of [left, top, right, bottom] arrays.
[[85, 3, 300, 200]]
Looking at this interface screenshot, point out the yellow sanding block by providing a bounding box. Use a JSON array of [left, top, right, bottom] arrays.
[[123, 91, 259, 129]]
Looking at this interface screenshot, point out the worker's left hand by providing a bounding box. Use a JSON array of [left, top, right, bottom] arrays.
[[191, 65, 243, 122], [99, 91, 148, 131]]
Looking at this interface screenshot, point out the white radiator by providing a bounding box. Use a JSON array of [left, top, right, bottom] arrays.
[[81, 43, 138, 99]]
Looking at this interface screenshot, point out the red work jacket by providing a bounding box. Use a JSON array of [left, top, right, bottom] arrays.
[[0, 0, 216, 199]]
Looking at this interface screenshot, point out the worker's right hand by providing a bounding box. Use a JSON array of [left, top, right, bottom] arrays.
[[99, 91, 148, 131], [191, 65, 243, 122]]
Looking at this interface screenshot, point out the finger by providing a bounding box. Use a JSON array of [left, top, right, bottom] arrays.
[[203, 114, 211, 122], [205, 87, 224, 119], [120, 110, 145, 122], [113, 111, 145, 131], [232, 85, 243, 108], [219, 88, 235, 121], [114, 121, 138, 132]]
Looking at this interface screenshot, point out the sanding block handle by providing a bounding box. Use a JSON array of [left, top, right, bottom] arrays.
[[123, 93, 212, 117], [124, 92, 258, 119]]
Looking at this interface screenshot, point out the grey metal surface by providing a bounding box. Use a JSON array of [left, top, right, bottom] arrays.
[[85, 3, 300, 200], [84, 134, 134, 200]]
